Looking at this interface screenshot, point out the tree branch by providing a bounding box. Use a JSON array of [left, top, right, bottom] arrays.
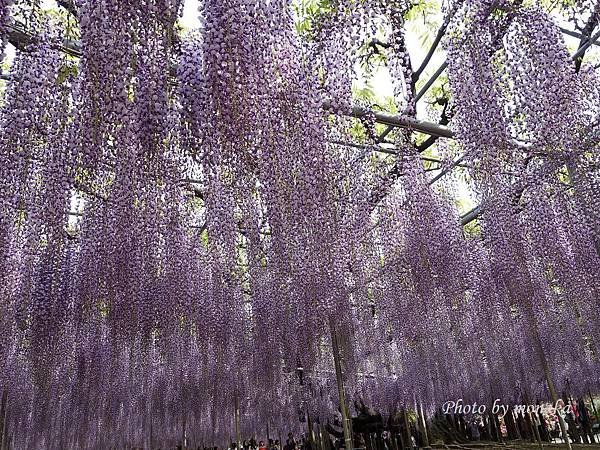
[[412, 18, 451, 83], [7, 22, 82, 57], [573, 2, 600, 71], [56, 0, 77, 16]]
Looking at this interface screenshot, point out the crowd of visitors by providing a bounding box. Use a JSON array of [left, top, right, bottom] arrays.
[[442, 397, 599, 445], [228, 434, 313, 450], [216, 398, 599, 450], [226, 431, 421, 450]]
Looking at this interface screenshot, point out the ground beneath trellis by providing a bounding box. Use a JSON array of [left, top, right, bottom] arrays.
[[430, 442, 600, 449]]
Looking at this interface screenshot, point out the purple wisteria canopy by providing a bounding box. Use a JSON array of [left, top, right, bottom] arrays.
[[0, 0, 599, 448]]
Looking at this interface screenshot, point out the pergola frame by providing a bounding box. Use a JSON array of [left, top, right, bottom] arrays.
[[3, 1, 600, 230]]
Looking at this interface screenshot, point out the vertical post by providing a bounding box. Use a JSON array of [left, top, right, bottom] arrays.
[[316, 424, 323, 450], [307, 412, 315, 447], [149, 414, 154, 450], [235, 396, 242, 450], [524, 393, 543, 449], [418, 402, 429, 448], [542, 361, 571, 450], [318, 426, 325, 450], [529, 412, 543, 450], [402, 408, 411, 449], [589, 389, 599, 444], [0, 388, 7, 450], [183, 416, 188, 450], [523, 393, 535, 443], [587, 391, 598, 445], [523, 299, 571, 450], [148, 394, 154, 450], [488, 412, 496, 442], [330, 322, 353, 450], [589, 390, 598, 419]]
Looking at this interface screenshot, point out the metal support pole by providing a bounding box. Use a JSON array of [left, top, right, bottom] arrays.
[[235, 396, 242, 450], [307, 412, 315, 446], [317, 425, 323, 450], [418, 402, 429, 448], [589, 389, 598, 419], [529, 411, 543, 450], [0, 389, 7, 450], [542, 361, 571, 450], [149, 413, 154, 450], [183, 416, 188, 450], [588, 390, 598, 444], [330, 322, 353, 450], [415, 62, 448, 103]]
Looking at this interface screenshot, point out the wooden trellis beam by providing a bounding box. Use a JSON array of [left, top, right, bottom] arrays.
[[323, 102, 454, 139]]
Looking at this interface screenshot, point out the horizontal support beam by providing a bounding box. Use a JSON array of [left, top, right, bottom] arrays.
[[7, 24, 454, 140], [330, 140, 461, 167], [559, 27, 600, 47], [570, 28, 600, 62], [461, 206, 482, 227], [428, 154, 465, 185], [323, 101, 455, 139], [415, 61, 448, 103], [7, 23, 82, 57], [350, 104, 454, 138]]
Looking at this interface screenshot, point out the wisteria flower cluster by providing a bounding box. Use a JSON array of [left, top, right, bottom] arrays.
[[0, 0, 598, 448]]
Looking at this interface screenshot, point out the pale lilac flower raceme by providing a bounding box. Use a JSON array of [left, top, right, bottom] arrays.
[[0, 0, 598, 448]]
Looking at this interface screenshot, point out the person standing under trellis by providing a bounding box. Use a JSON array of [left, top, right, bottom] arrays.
[[285, 433, 298, 450], [578, 398, 596, 444]]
